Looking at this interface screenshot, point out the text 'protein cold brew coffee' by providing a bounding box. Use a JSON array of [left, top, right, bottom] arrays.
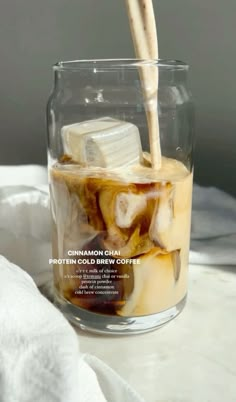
[[47, 59, 194, 334]]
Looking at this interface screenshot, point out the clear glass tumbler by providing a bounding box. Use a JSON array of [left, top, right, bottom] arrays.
[[47, 59, 194, 334]]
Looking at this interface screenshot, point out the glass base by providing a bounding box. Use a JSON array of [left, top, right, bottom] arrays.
[[55, 292, 187, 335]]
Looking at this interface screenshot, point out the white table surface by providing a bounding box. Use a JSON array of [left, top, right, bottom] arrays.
[[76, 264, 236, 402]]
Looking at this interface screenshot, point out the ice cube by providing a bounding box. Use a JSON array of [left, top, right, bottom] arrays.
[[62, 117, 143, 168]]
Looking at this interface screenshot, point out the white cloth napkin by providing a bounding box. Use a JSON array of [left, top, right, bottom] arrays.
[[0, 256, 144, 402], [190, 184, 236, 265], [0, 186, 51, 286], [0, 165, 48, 186]]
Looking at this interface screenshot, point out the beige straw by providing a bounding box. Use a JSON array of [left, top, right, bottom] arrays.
[[125, 0, 162, 169]]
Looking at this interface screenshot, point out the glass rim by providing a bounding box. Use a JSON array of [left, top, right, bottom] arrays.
[[53, 58, 189, 71]]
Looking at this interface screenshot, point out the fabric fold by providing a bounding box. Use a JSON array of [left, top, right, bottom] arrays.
[[0, 255, 144, 402], [190, 185, 236, 265]]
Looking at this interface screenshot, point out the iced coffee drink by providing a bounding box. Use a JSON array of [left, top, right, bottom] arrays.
[[50, 117, 193, 318]]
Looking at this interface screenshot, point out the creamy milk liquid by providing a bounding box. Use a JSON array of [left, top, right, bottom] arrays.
[[50, 155, 193, 316]]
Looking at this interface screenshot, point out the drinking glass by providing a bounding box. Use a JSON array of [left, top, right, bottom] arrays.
[[47, 59, 194, 334]]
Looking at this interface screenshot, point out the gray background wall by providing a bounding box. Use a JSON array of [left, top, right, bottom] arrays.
[[0, 0, 235, 195]]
